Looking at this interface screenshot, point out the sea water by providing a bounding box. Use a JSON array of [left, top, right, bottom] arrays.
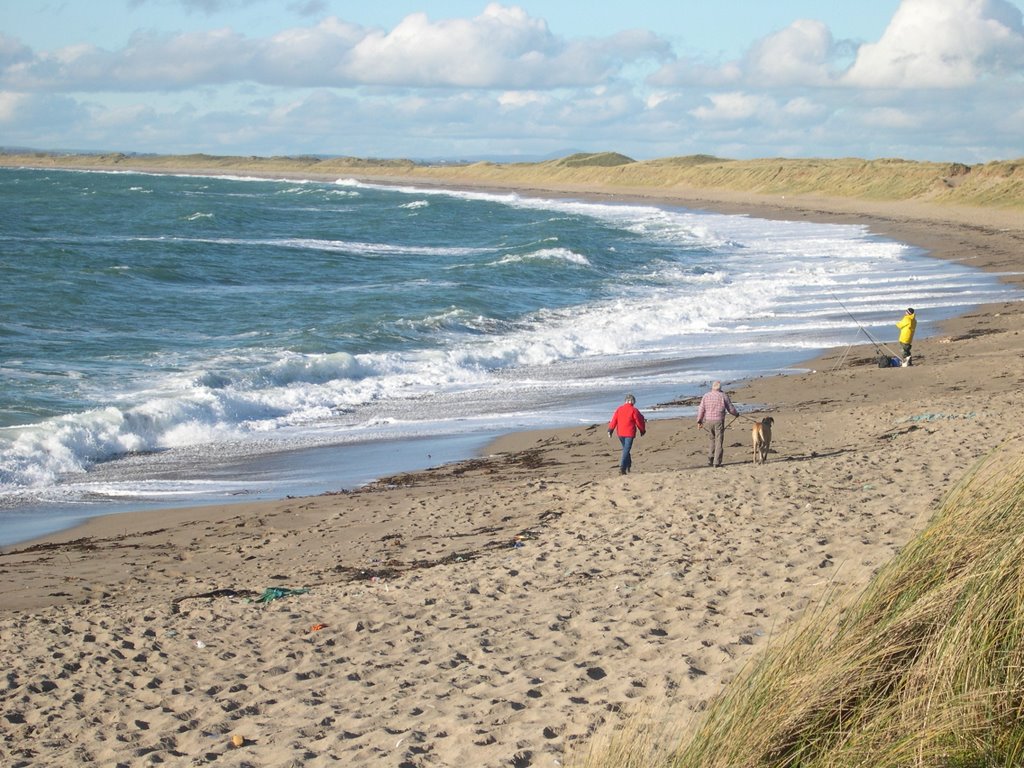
[[0, 167, 1019, 545]]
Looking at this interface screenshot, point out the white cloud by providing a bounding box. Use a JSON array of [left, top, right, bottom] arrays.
[[0, 29, 258, 91], [497, 90, 549, 108], [648, 19, 847, 89], [688, 92, 826, 129], [649, 0, 1024, 91], [645, 91, 674, 109], [844, 0, 1024, 88], [553, 84, 641, 126], [258, 17, 366, 86], [782, 96, 825, 119], [129, 0, 268, 12], [0, 34, 32, 68], [0, 90, 89, 140], [743, 19, 836, 86], [341, 4, 669, 88], [647, 56, 741, 89], [857, 106, 920, 128], [0, 91, 28, 122], [0, 4, 671, 92], [343, 6, 553, 87], [2, 1, 1022, 162], [691, 91, 777, 122]]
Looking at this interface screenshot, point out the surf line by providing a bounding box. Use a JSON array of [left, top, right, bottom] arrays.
[[829, 289, 900, 368]]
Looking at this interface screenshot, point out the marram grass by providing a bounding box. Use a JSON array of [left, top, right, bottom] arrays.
[[578, 445, 1024, 768], [2, 151, 1022, 210]]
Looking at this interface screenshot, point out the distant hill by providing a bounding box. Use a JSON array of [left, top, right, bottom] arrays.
[[1, 149, 1021, 210]]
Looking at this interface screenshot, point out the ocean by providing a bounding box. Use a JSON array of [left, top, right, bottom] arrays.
[[0, 166, 1019, 546]]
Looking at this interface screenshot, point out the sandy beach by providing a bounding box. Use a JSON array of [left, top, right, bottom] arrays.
[[2, 174, 1023, 767]]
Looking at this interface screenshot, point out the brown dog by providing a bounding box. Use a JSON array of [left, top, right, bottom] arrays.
[[752, 416, 774, 464]]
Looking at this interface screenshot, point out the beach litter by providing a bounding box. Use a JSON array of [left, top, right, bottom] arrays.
[[904, 412, 976, 422], [250, 586, 309, 604], [170, 587, 259, 614]]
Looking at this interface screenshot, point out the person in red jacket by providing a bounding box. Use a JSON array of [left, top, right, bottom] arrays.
[[607, 393, 646, 475]]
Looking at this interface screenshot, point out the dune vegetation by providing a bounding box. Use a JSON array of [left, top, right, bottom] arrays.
[[3, 150, 1023, 210], [578, 445, 1024, 768]]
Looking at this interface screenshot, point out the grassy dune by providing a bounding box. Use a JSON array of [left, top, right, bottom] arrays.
[[580, 446, 1024, 768], [3, 150, 1023, 209]]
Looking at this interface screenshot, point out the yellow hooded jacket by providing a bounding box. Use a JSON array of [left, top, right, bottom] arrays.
[[896, 311, 917, 344]]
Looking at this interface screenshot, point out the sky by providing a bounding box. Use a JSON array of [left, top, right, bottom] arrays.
[[1, 0, 1023, 162]]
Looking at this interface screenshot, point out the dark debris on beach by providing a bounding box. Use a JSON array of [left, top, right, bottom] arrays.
[[352, 448, 555, 492]]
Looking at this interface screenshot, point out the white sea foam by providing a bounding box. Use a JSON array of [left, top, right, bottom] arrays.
[[128, 235, 494, 258], [1, 172, 1020, 516], [493, 248, 592, 266], [8, 240, 1009, 498]]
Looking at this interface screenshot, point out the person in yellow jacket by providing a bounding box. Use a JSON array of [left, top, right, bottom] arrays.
[[896, 308, 917, 364]]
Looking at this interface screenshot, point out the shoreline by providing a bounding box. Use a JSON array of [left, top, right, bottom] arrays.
[[5, 163, 1020, 548], [3, 164, 1021, 549], [2, 166, 1024, 767], [5, 161, 1022, 588]]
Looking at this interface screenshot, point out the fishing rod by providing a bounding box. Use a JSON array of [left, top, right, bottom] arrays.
[[828, 289, 900, 359]]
